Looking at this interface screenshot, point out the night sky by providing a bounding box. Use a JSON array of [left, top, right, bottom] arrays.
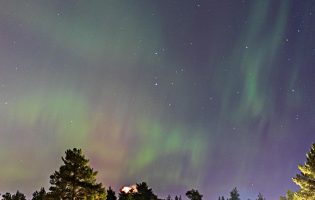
[[1, 1, 315, 199]]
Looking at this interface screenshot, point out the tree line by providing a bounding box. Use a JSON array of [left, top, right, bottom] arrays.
[[1, 142, 315, 200]]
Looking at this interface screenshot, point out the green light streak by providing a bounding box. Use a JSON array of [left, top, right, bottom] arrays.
[[127, 118, 207, 186], [218, 1, 290, 124], [8, 90, 90, 146]]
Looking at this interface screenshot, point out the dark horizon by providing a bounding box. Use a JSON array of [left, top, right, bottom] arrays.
[[1, 145, 312, 200]]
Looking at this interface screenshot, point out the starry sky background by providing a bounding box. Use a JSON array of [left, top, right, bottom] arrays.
[[0, 1, 315, 199]]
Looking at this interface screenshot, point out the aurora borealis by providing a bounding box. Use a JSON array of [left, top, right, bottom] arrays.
[[1, 0, 315, 199]]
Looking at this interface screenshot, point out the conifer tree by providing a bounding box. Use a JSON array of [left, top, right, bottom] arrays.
[[257, 193, 265, 200], [32, 188, 46, 200], [48, 148, 106, 200], [2, 193, 12, 200], [293, 143, 315, 199], [118, 190, 133, 200], [12, 191, 26, 200], [2, 191, 26, 200], [229, 188, 240, 200], [106, 187, 117, 200], [186, 189, 202, 200], [134, 182, 158, 200]]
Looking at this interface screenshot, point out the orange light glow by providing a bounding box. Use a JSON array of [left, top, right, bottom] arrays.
[[120, 185, 138, 193]]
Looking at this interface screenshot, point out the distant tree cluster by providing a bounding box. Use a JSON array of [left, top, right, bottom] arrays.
[[1, 143, 315, 200], [2, 191, 26, 200], [217, 187, 265, 200], [118, 182, 158, 200]]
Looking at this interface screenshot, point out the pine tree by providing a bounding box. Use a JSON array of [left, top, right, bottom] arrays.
[[118, 191, 133, 200], [48, 148, 106, 200], [186, 189, 202, 200], [229, 188, 240, 200], [32, 188, 46, 200], [106, 187, 117, 200], [293, 143, 315, 199], [134, 182, 158, 200], [2, 193, 12, 200], [2, 191, 26, 200], [13, 191, 26, 200], [257, 193, 265, 200]]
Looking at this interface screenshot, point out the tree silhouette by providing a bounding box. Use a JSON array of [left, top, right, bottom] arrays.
[[229, 188, 240, 200], [256, 193, 265, 200], [2, 193, 12, 200], [47, 148, 106, 200], [186, 189, 202, 200], [166, 195, 172, 200], [118, 190, 133, 200], [218, 196, 225, 200], [32, 188, 46, 200], [118, 182, 157, 200], [2, 191, 26, 200], [134, 182, 158, 200], [293, 143, 315, 199], [106, 187, 117, 200]]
